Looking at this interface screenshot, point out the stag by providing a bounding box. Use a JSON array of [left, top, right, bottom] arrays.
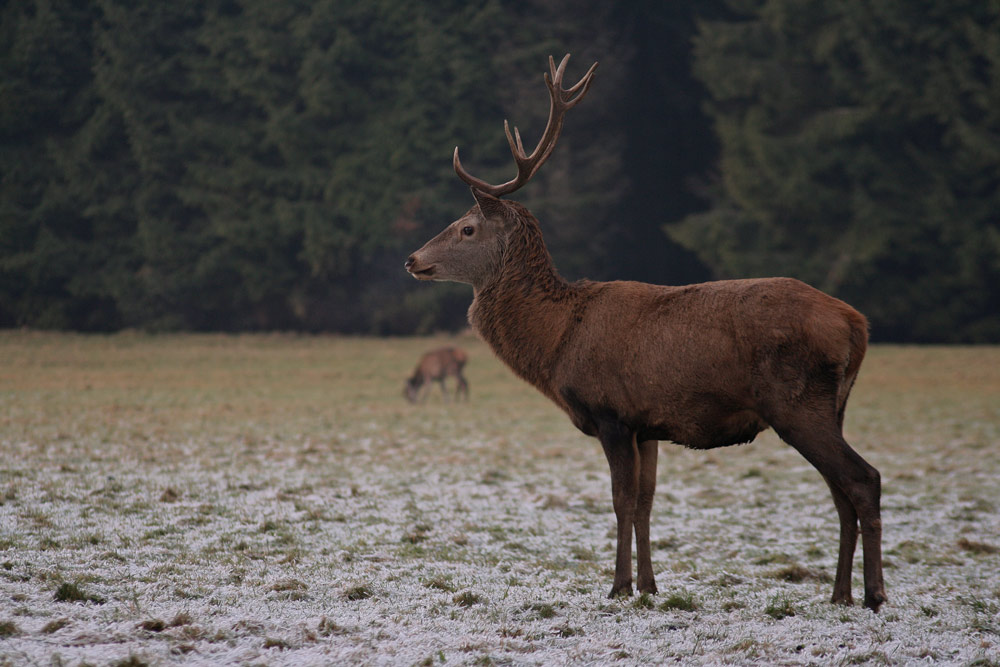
[[405, 55, 886, 611], [404, 347, 469, 403]]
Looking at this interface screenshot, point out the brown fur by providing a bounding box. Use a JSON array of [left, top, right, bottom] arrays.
[[405, 55, 886, 612], [404, 347, 469, 403]]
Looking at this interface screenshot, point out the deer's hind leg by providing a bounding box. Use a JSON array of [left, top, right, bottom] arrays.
[[772, 407, 886, 612]]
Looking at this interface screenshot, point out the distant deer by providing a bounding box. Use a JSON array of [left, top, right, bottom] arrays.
[[404, 347, 469, 403], [405, 55, 886, 611]]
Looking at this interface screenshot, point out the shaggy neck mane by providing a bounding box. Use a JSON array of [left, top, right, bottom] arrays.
[[469, 203, 581, 397], [494, 203, 565, 290]]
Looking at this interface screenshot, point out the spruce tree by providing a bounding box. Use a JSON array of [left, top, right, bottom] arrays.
[[680, 0, 1000, 341]]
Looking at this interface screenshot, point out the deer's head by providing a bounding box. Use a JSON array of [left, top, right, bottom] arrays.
[[406, 55, 597, 291], [404, 190, 512, 290], [403, 375, 421, 403]]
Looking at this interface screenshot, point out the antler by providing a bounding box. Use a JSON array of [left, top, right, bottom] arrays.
[[454, 54, 598, 197]]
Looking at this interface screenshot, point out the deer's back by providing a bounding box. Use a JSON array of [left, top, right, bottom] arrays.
[[552, 277, 867, 448], [419, 347, 467, 379]]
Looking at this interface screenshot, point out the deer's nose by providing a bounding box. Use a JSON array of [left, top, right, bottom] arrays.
[[405, 256, 415, 270]]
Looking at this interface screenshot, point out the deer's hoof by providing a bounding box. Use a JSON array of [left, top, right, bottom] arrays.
[[864, 590, 887, 613], [608, 583, 633, 599]]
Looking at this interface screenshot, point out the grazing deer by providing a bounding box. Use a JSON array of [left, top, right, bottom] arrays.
[[404, 347, 469, 403], [405, 55, 886, 611]]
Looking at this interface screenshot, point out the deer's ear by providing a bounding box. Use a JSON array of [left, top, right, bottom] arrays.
[[471, 188, 507, 220]]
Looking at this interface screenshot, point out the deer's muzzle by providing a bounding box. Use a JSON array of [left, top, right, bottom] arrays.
[[405, 254, 436, 279]]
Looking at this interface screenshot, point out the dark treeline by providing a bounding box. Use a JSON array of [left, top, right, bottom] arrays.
[[2, 0, 998, 342]]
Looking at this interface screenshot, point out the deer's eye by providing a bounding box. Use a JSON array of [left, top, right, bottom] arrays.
[[462, 226, 475, 237]]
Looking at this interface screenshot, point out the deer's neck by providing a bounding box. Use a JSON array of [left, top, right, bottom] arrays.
[[468, 218, 580, 397]]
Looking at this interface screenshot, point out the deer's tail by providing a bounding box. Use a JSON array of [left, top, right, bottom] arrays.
[[837, 309, 869, 429]]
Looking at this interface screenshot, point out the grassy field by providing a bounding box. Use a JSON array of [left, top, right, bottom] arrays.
[[1, 331, 998, 666]]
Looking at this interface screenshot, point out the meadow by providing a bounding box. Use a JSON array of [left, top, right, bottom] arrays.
[[1, 331, 998, 666]]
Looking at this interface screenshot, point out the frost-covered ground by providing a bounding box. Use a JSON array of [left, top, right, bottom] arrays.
[[1, 334, 998, 666]]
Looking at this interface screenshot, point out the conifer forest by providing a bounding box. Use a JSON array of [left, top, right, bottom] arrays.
[[3, 0, 999, 342]]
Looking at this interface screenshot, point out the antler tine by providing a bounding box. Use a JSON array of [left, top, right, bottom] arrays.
[[453, 54, 598, 198], [504, 120, 527, 159], [546, 58, 598, 110], [550, 54, 569, 86]]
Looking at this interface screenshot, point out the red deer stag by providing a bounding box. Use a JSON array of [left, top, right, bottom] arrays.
[[404, 347, 469, 403], [405, 55, 886, 611]]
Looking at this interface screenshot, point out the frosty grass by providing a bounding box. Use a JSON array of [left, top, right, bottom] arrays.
[[1, 333, 998, 665]]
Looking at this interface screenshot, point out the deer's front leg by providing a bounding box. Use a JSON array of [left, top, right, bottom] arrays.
[[635, 439, 659, 595], [599, 424, 639, 598]]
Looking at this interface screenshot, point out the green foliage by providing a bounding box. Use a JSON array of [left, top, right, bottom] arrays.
[[0, 1, 497, 331], [4, 0, 998, 341], [452, 590, 483, 607], [0, 0, 718, 333], [344, 583, 373, 601], [658, 590, 698, 612], [53, 581, 104, 604], [632, 592, 656, 609], [679, 0, 1000, 341], [763, 593, 795, 620]]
